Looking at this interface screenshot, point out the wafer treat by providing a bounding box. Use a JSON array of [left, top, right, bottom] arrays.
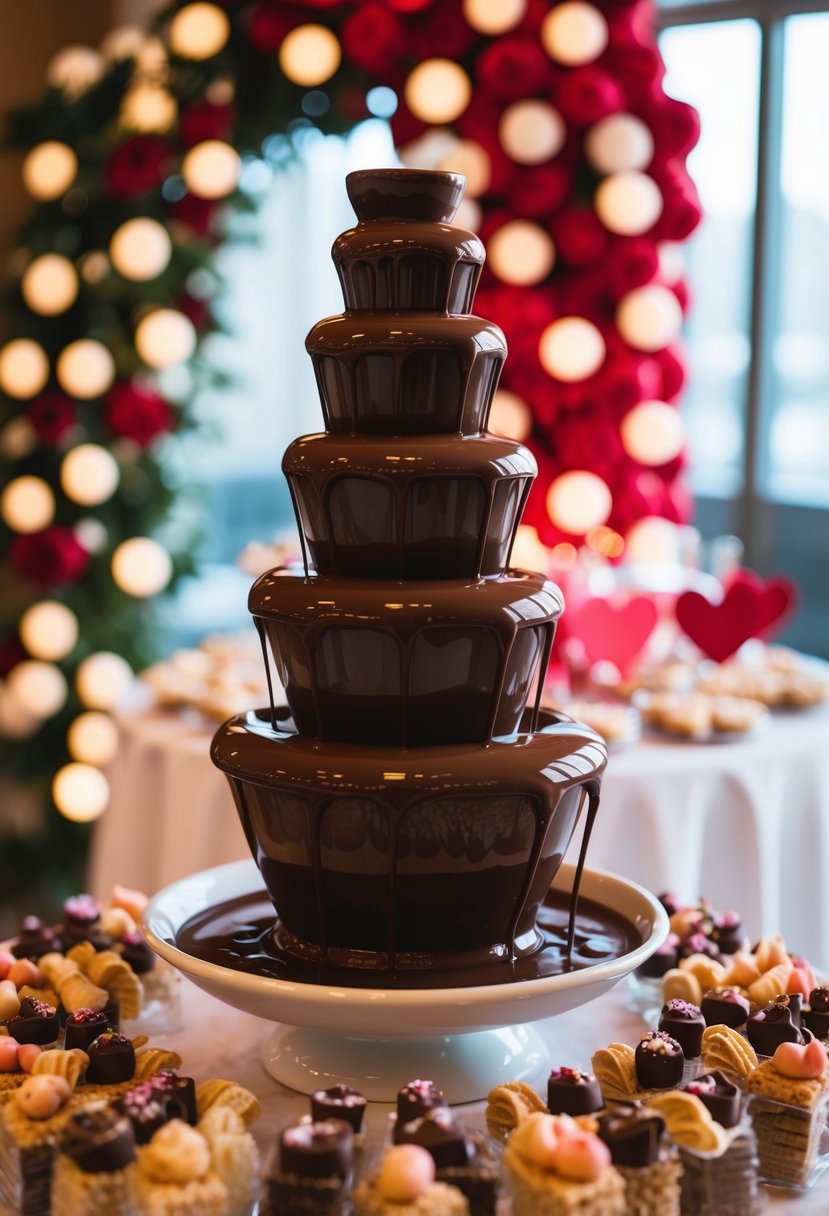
[[354, 1143, 469, 1216], [195, 1078, 260, 1126], [198, 1104, 259, 1216], [502, 1112, 624, 1216], [130, 1118, 229, 1215], [700, 1025, 757, 1083], [263, 1117, 354, 1215], [485, 1081, 546, 1142], [51, 1106, 137, 1216], [746, 1038, 829, 1187], [597, 1103, 681, 1216]]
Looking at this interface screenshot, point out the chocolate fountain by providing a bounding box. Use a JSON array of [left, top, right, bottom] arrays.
[[208, 168, 614, 983]]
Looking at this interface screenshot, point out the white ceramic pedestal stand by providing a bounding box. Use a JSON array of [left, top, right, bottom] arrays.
[[143, 859, 668, 1103]]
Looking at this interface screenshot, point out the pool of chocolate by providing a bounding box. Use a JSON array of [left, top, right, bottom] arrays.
[[175, 886, 640, 991]]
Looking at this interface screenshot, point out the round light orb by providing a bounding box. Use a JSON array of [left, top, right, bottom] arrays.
[[135, 309, 197, 370], [181, 140, 240, 199], [539, 316, 606, 382], [169, 3, 230, 59], [46, 46, 104, 98], [76, 652, 134, 711], [56, 339, 115, 399], [20, 601, 79, 662], [546, 470, 612, 535], [488, 389, 533, 441], [8, 660, 68, 719], [585, 113, 654, 174], [405, 59, 472, 125], [109, 218, 172, 282], [0, 417, 37, 460], [511, 524, 551, 571], [0, 476, 55, 534], [437, 139, 490, 198], [22, 142, 78, 201], [455, 198, 482, 232], [67, 711, 119, 766], [595, 171, 663, 236], [278, 24, 341, 87], [0, 682, 41, 739], [21, 254, 79, 316], [0, 339, 49, 399], [499, 100, 566, 165], [621, 400, 686, 465], [542, 2, 608, 66], [75, 517, 109, 555], [53, 763, 110, 822], [120, 83, 177, 134], [137, 36, 168, 73], [488, 220, 555, 286], [616, 285, 684, 352], [60, 444, 120, 507], [79, 251, 110, 284], [626, 516, 679, 566], [111, 537, 173, 598], [463, 0, 527, 34], [100, 24, 146, 61], [399, 128, 458, 170]]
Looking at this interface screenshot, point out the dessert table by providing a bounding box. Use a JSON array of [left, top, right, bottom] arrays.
[[88, 691, 829, 968]]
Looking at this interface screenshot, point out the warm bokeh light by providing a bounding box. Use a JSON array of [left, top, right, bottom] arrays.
[[621, 400, 686, 465], [0, 417, 37, 461], [67, 711, 120, 767], [586, 525, 625, 558], [546, 470, 612, 534], [111, 537, 173, 597], [511, 524, 552, 571], [585, 113, 655, 174], [110, 218, 172, 281], [616, 285, 684, 352], [75, 517, 109, 554], [437, 140, 491, 198], [56, 339, 116, 398], [405, 59, 472, 125], [550, 541, 580, 569], [625, 516, 680, 565], [46, 46, 104, 98], [539, 316, 606, 382], [8, 660, 68, 719], [169, 3, 230, 60], [135, 308, 197, 369], [120, 82, 177, 133], [53, 762, 110, 822], [76, 652, 134, 711], [488, 389, 533, 441], [21, 254, 79, 315], [0, 339, 49, 399], [594, 171, 663, 236], [463, 0, 527, 35], [60, 444, 120, 507], [499, 100, 566, 164], [100, 24, 146, 61], [0, 476, 55, 534], [541, 2, 609, 66], [487, 220, 555, 286], [19, 601, 79, 662], [22, 142, 78, 200], [181, 140, 240, 199], [278, 24, 342, 87]]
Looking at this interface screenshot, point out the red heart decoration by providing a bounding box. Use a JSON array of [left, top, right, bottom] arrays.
[[727, 569, 799, 640], [675, 581, 762, 662], [565, 595, 658, 673]]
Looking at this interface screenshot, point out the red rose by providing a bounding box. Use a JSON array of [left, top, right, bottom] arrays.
[[605, 236, 659, 298], [170, 193, 217, 236], [26, 394, 77, 444], [508, 163, 573, 218], [652, 346, 686, 401], [476, 39, 552, 101], [389, 0, 435, 9], [557, 411, 623, 468], [552, 208, 610, 266], [554, 66, 623, 126], [105, 382, 174, 448], [389, 104, 428, 149], [11, 527, 90, 588], [247, 3, 300, 53], [649, 96, 700, 159], [0, 637, 27, 677], [178, 101, 234, 148], [412, 2, 476, 59], [174, 292, 212, 332], [341, 4, 406, 77], [104, 136, 170, 199]]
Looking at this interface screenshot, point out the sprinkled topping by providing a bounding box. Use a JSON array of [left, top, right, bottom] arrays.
[[67, 1008, 104, 1024], [23, 999, 56, 1018], [63, 894, 100, 923], [663, 999, 700, 1017], [550, 1067, 589, 1084], [640, 1031, 681, 1055], [686, 1076, 717, 1096]]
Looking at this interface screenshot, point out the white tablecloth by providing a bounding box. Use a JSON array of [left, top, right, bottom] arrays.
[[89, 696, 829, 968]]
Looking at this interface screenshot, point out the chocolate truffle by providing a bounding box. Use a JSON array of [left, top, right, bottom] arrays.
[[11, 915, 56, 960], [146, 1070, 198, 1124], [279, 1118, 354, 1181], [709, 910, 744, 955], [6, 996, 60, 1045], [804, 985, 829, 1040], [396, 1078, 447, 1124], [634, 1030, 684, 1089], [636, 933, 680, 979], [394, 1106, 470, 1171], [597, 1103, 668, 1167], [61, 893, 109, 950], [64, 1007, 109, 1053], [311, 1084, 367, 1133], [546, 1066, 603, 1116], [118, 931, 156, 975], [60, 1107, 136, 1173], [658, 999, 705, 1058], [85, 1031, 136, 1084], [658, 892, 683, 917], [677, 931, 719, 961], [684, 1071, 741, 1129], [746, 995, 804, 1056], [700, 987, 750, 1029], [116, 1084, 169, 1145]]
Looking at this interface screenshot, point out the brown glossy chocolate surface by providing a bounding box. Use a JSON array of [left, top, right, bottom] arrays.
[[346, 169, 465, 223]]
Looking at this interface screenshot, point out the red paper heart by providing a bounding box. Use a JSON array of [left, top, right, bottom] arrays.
[[675, 581, 762, 662], [727, 569, 799, 640], [566, 595, 658, 673]]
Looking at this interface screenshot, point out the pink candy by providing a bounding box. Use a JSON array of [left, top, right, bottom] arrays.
[[550, 1129, 611, 1183], [17, 1043, 42, 1073], [376, 1145, 435, 1203], [510, 1112, 610, 1184], [0, 949, 15, 979], [7, 958, 41, 989], [0, 1037, 20, 1071], [15, 1075, 71, 1120], [773, 1039, 827, 1080]]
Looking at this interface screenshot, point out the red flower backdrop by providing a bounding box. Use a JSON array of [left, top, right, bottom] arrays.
[[0, 0, 698, 843]]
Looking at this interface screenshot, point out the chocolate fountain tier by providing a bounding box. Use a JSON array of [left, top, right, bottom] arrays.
[[284, 431, 535, 579], [346, 168, 466, 224], [332, 220, 484, 314], [250, 570, 563, 746], [307, 313, 505, 435], [211, 707, 607, 966]]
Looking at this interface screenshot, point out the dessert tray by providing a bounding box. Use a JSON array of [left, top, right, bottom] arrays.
[[143, 858, 667, 1102]]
